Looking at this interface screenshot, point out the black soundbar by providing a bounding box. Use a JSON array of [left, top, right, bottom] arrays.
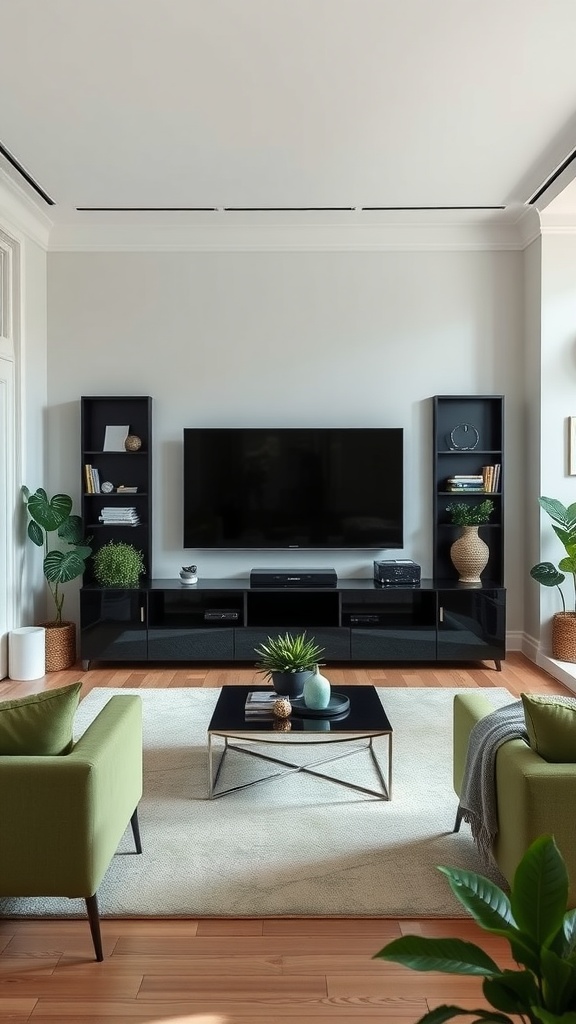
[[250, 567, 338, 588]]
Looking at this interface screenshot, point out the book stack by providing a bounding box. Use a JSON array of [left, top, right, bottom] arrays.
[[244, 690, 278, 717], [446, 474, 485, 493], [482, 464, 501, 493], [98, 507, 140, 525], [84, 464, 101, 493]]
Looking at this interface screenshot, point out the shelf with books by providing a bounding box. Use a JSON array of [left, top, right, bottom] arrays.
[[81, 396, 152, 582], [433, 395, 504, 584]]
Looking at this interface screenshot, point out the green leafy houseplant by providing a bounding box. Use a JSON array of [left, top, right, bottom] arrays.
[[530, 497, 576, 614], [374, 834, 576, 1023], [23, 487, 92, 625], [254, 631, 325, 677], [446, 498, 494, 526], [92, 541, 145, 587]]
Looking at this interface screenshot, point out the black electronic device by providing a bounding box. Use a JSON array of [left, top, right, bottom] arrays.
[[204, 609, 240, 621], [373, 559, 421, 586], [250, 567, 338, 588], [183, 427, 404, 549]]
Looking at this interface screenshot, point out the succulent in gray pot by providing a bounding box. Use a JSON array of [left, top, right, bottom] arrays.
[[92, 541, 145, 587], [254, 631, 325, 698]]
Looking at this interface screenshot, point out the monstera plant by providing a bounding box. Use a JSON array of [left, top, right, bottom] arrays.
[[530, 496, 576, 661], [23, 487, 92, 670], [374, 835, 576, 1023]]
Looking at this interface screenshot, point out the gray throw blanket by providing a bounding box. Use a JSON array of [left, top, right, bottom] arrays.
[[458, 700, 528, 863]]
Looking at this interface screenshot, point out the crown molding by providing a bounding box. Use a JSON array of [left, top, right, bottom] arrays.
[[0, 167, 52, 250], [48, 208, 528, 252]]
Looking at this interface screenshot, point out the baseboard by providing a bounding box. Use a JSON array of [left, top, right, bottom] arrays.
[[520, 631, 576, 693]]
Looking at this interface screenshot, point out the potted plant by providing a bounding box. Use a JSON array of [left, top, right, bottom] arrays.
[[446, 498, 494, 584], [254, 631, 325, 698], [23, 487, 92, 671], [92, 541, 145, 587], [374, 834, 576, 1022], [530, 496, 576, 662]]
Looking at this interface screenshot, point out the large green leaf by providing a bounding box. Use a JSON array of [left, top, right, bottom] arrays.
[[373, 936, 501, 975], [437, 866, 513, 932], [27, 490, 72, 533], [511, 836, 568, 946], [541, 947, 576, 1014], [405, 1007, 513, 1024], [483, 970, 541, 1012], [27, 520, 43, 547], [533, 1011, 576, 1024], [530, 563, 566, 588], [43, 549, 88, 584], [58, 514, 84, 544], [558, 554, 576, 575], [539, 497, 576, 533]]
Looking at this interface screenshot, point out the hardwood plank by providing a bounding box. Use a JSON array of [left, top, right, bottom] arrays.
[[112, 935, 390, 957], [327, 972, 485, 997], [0, 973, 141, 999], [196, 919, 263, 935], [138, 972, 326, 998], [0, 997, 37, 1020], [262, 919, 401, 936]]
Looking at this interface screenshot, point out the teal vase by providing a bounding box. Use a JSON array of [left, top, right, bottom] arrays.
[[302, 666, 331, 710]]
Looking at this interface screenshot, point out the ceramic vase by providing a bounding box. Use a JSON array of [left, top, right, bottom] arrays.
[[450, 525, 489, 584], [302, 665, 331, 710]]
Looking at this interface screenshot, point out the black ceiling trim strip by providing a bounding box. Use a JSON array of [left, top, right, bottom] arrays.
[[224, 206, 355, 211], [0, 141, 55, 205], [362, 205, 505, 211], [528, 147, 576, 205], [76, 207, 218, 211]]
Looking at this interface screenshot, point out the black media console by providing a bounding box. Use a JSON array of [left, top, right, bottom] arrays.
[[80, 577, 505, 670]]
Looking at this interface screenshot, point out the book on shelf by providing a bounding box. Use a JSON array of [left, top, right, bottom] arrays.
[[482, 464, 501, 493], [84, 464, 94, 493], [91, 466, 101, 493]]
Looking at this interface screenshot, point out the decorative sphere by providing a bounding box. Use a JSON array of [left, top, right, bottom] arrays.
[[273, 718, 292, 732], [125, 434, 142, 452], [273, 697, 292, 719]]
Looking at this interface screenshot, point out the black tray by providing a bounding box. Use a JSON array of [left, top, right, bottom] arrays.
[[290, 692, 350, 719]]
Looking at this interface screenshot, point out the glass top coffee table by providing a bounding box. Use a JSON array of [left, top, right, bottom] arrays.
[[207, 685, 392, 801]]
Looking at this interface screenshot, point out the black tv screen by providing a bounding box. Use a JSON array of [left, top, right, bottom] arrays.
[[183, 427, 403, 549]]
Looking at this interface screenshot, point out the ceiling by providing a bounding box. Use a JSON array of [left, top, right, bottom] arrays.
[[2, 0, 576, 231]]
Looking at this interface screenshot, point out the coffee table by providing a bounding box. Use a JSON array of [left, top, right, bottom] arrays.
[[207, 685, 392, 800]]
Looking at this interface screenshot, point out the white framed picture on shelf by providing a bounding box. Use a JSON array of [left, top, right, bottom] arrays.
[[103, 425, 129, 451]]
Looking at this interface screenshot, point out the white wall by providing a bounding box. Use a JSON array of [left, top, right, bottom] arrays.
[[47, 247, 524, 630], [523, 236, 542, 648], [538, 232, 576, 655]]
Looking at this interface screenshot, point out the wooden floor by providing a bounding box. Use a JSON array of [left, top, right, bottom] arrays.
[[0, 653, 569, 1023]]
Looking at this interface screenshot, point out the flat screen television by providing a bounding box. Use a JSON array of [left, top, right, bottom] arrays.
[[183, 427, 403, 550]]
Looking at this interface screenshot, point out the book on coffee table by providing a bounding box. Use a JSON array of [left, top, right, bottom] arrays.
[[245, 690, 277, 716]]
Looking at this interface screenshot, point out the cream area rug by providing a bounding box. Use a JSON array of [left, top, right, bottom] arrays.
[[1, 686, 513, 920]]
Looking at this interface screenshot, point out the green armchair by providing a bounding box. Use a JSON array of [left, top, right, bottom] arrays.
[[0, 694, 143, 960], [452, 691, 576, 906]]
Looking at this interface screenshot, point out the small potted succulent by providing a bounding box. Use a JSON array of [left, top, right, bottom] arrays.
[[92, 541, 145, 587], [254, 631, 325, 698], [446, 498, 494, 584]]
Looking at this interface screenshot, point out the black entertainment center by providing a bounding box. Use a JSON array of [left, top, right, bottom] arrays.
[[79, 395, 506, 671]]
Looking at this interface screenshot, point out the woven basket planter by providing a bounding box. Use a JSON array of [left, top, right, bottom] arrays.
[[552, 612, 576, 663], [40, 621, 76, 672]]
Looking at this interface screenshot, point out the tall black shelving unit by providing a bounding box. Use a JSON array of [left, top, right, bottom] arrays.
[[80, 396, 152, 582], [433, 395, 504, 584]]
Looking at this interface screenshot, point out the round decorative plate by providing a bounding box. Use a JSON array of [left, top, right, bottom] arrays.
[[290, 692, 350, 719]]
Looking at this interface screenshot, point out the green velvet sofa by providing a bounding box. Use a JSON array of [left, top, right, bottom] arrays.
[[0, 694, 143, 960], [452, 691, 576, 906]]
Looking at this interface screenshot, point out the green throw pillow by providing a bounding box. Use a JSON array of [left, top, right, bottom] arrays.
[[0, 682, 82, 755], [521, 692, 576, 763]]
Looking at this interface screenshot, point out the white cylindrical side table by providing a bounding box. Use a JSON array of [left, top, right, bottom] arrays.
[[8, 626, 46, 681]]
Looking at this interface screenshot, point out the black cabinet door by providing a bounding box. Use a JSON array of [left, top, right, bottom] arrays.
[[80, 589, 147, 661], [437, 588, 505, 664]]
